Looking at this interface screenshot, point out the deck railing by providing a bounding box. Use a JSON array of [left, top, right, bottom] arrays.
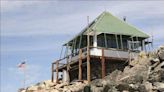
[[51, 46, 139, 83]]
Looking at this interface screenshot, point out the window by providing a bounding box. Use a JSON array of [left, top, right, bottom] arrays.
[[97, 33, 105, 47], [106, 34, 117, 48]]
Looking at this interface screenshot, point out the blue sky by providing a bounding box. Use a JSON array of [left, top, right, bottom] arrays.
[[0, 1, 164, 92]]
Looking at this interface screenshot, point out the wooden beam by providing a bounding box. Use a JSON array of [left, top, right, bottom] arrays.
[[101, 48, 106, 79], [56, 61, 59, 83], [87, 51, 91, 82], [51, 63, 54, 82], [87, 16, 91, 83], [78, 49, 82, 80]]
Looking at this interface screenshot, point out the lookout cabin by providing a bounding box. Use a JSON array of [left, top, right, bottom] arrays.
[[51, 12, 151, 83]]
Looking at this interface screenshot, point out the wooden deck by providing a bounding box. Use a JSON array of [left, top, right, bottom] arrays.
[[51, 47, 139, 83]]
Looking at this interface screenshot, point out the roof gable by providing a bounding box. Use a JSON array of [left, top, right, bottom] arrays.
[[64, 12, 149, 45], [91, 12, 149, 38]]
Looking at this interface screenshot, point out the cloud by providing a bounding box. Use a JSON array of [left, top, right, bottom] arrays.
[[1, 1, 164, 37], [0, 1, 55, 12]]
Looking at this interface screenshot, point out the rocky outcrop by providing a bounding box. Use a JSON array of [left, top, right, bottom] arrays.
[[20, 45, 164, 92], [85, 45, 164, 92]]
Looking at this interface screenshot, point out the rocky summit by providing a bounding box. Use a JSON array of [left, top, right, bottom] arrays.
[[19, 45, 164, 92]]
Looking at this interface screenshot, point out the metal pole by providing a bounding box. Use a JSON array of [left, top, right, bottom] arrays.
[[23, 65, 26, 89]]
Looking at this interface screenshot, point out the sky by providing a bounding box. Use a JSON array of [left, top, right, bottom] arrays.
[[0, 1, 164, 92]]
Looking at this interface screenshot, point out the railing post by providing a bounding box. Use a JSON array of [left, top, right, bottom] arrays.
[[56, 61, 59, 83], [101, 48, 106, 79], [78, 49, 82, 80], [51, 63, 54, 82]]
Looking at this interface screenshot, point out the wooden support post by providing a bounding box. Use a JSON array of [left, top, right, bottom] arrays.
[[51, 63, 54, 82], [56, 61, 59, 83], [78, 49, 82, 80], [87, 16, 91, 83], [101, 48, 106, 79], [87, 50, 91, 82]]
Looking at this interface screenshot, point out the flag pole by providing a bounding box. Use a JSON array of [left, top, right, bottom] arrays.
[[18, 61, 26, 89], [23, 63, 26, 89]]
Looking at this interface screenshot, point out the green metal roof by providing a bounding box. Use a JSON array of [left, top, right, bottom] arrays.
[[64, 11, 149, 45], [92, 12, 149, 38]]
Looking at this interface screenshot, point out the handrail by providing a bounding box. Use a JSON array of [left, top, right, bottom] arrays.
[[52, 47, 87, 64], [52, 46, 140, 65]]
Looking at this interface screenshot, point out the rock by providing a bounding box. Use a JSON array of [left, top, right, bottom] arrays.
[[138, 84, 147, 92], [157, 45, 164, 61], [18, 88, 25, 92], [44, 80, 56, 87], [149, 58, 160, 65], [90, 79, 103, 87], [153, 82, 164, 92], [143, 81, 153, 92], [154, 61, 164, 71], [90, 85, 104, 92], [115, 83, 135, 92], [55, 82, 68, 89], [129, 59, 138, 67], [139, 51, 147, 59], [106, 86, 119, 92], [148, 69, 164, 82], [83, 85, 91, 92], [119, 75, 144, 84], [49, 89, 60, 92], [90, 79, 104, 92], [27, 85, 38, 91]]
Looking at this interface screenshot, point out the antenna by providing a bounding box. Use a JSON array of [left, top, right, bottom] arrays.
[[87, 16, 89, 26], [123, 16, 126, 22]]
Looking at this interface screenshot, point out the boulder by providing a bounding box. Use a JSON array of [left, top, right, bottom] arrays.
[[115, 83, 137, 92], [27, 85, 38, 91], [148, 69, 164, 82], [157, 45, 164, 61], [143, 81, 153, 92], [119, 75, 143, 84], [55, 82, 68, 89], [153, 82, 164, 92]]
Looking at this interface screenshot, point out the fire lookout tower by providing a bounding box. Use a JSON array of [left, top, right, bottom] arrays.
[[51, 12, 151, 83]]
